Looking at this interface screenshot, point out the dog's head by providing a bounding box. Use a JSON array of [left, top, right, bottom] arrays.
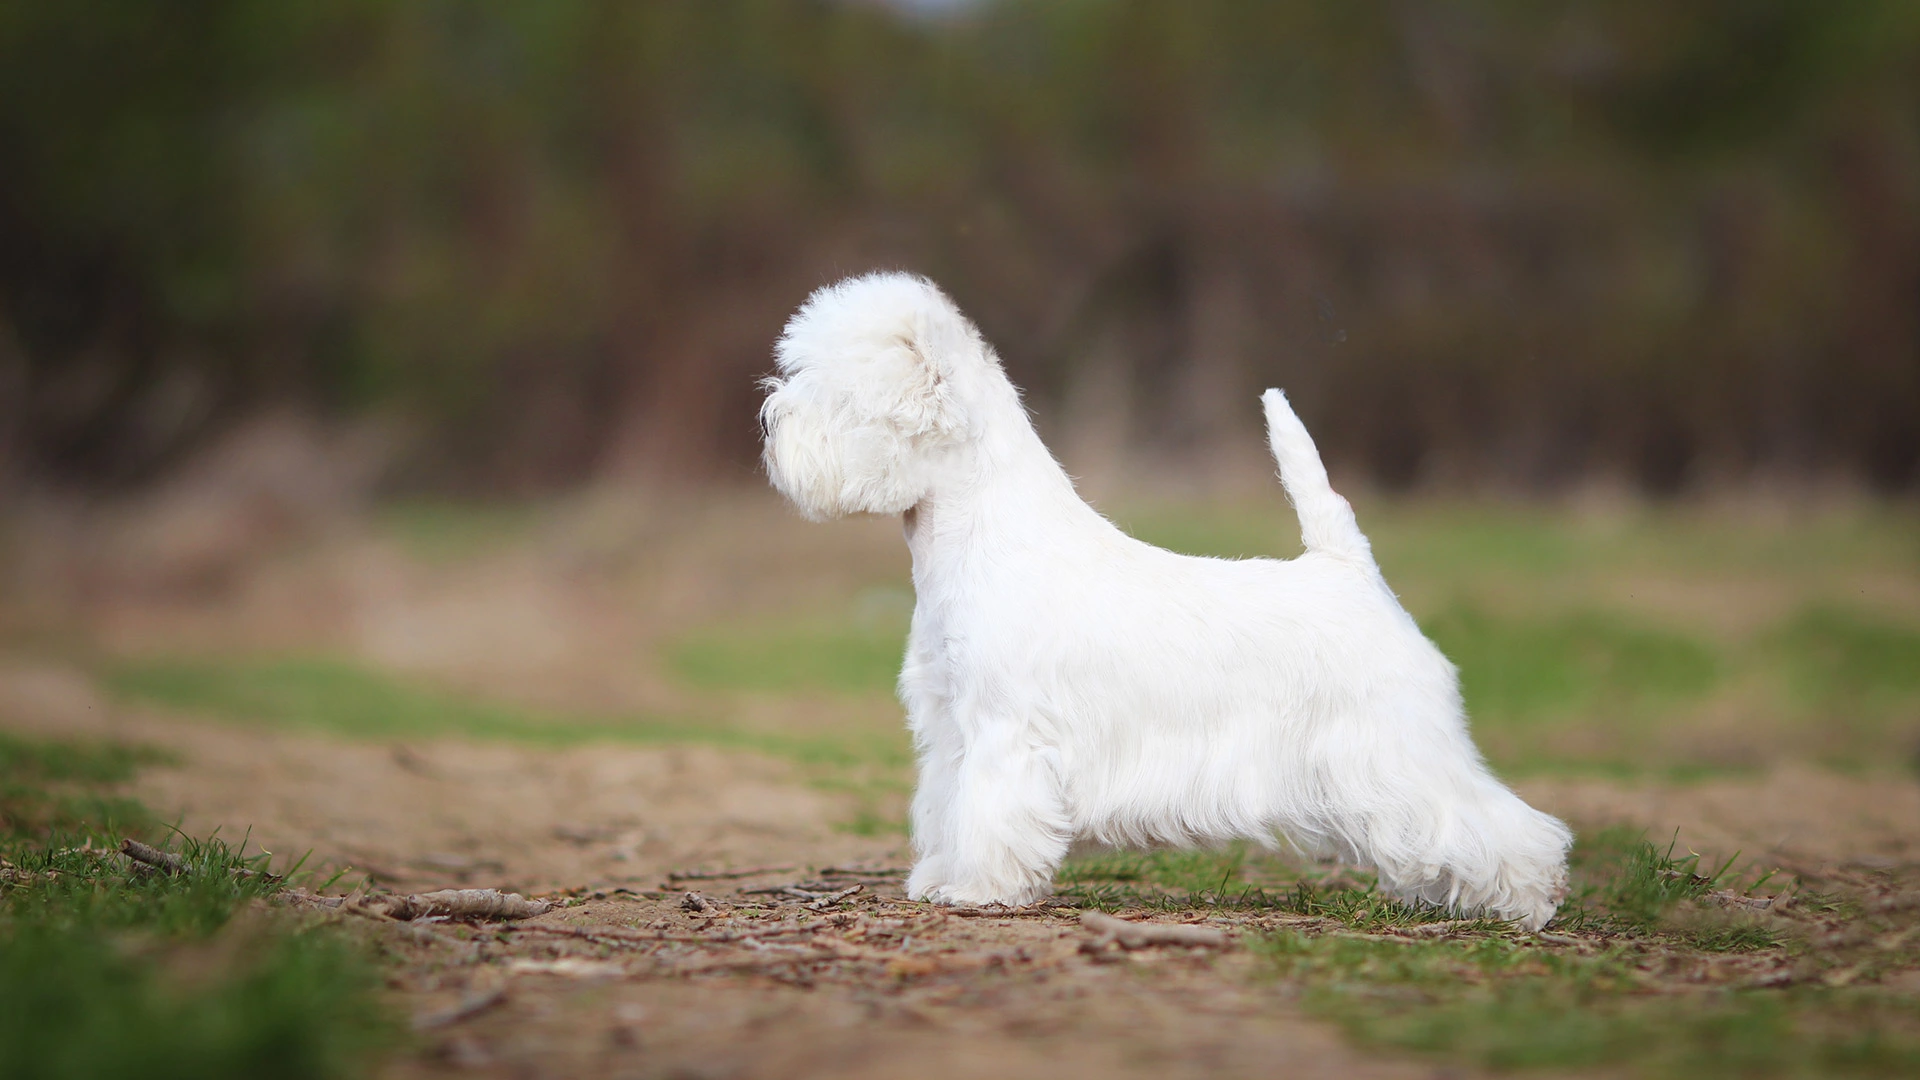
[[760, 272, 984, 519]]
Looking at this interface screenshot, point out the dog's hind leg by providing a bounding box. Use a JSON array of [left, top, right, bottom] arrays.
[[908, 719, 1071, 907]]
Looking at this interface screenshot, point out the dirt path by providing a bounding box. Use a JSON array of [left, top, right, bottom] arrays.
[[5, 657, 1920, 1079]]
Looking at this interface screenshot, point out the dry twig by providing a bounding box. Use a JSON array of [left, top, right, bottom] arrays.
[[665, 865, 796, 881], [505, 957, 627, 979], [940, 901, 1069, 918], [819, 866, 910, 878], [119, 839, 186, 875], [274, 888, 347, 910], [1707, 889, 1792, 913], [1079, 910, 1231, 950], [502, 917, 834, 947], [1390, 920, 1486, 938], [807, 884, 863, 910], [119, 838, 280, 882], [374, 889, 552, 921]]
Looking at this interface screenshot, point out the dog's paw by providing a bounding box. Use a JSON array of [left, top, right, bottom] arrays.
[[915, 878, 1051, 908], [904, 860, 950, 903]]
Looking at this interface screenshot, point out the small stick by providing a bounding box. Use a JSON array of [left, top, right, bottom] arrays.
[[1391, 920, 1485, 938], [120, 839, 186, 875], [1079, 910, 1231, 949], [819, 866, 910, 877], [939, 903, 1062, 918], [377, 889, 553, 921], [119, 838, 280, 882], [807, 884, 863, 910], [665, 865, 797, 881], [502, 918, 833, 946], [275, 888, 347, 910]]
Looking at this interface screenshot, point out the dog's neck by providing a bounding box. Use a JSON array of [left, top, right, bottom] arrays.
[[903, 386, 1111, 581]]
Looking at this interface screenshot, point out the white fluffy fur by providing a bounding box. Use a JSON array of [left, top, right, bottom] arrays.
[[761, 272, 1572, 930]]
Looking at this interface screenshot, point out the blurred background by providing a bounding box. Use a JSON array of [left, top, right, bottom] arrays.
[[0, 0, 1917, 839], [4, 0, 1918, 497]]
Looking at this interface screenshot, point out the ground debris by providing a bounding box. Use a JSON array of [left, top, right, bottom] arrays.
[[506, 957, 627, 979], [118, 837, 281, 883], [118, 838, 186, 875], [372, 888, 553, 921], [503, 916, 837, 947], [665, 865, 797, 882], [275, 887, 347, 910], [1079, 910, 1232, 952], [1704, 888, 1792, 913], [819, 865, 910, 878], [773, 883, 863, 909]]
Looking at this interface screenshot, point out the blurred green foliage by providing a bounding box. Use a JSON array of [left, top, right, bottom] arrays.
[[106, 654, 910, 767], [2, 1, 1916, 491], [0, 731, 167, 841], [668, 621, 908, 695], [1423, 605, 1722, 724], [1770, 607, 1920, 711]]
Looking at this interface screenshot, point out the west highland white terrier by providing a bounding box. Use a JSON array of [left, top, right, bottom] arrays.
[[759, 272, 1571, 929]]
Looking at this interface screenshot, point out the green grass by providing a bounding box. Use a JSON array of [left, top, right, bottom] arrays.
[[0, 733, 393, 1080], [0, 730, 170, 841], [105, 655, 910, 769], [1059, 846, 1253, 906], [1277, 950, 1920, 1079], [1769, 607, 1920, 712], [1058, 845, 1509, 930], [1423, 605, 1723, 724], [1552, 826, 1781, 950], [667, 621, 906, 695], [1246, 827, 1920, 1077], [1060, 828, 1784, 943]]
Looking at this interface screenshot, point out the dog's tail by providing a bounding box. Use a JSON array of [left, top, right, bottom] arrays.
[[1261, 389, 1373, 563]]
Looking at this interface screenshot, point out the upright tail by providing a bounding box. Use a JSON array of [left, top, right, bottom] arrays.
[[1261, 389, 1373, 563]]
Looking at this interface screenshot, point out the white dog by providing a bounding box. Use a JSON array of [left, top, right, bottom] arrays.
[[759, 272, 1571, 930]]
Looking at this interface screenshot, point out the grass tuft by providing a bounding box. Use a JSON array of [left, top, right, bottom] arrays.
[[1, 733, 394, 1080]]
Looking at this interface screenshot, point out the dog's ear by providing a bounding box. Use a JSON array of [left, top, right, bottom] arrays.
[[885, 313, 962, 441]]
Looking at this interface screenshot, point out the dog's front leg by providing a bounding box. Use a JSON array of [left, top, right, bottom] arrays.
[[904, 720, 961, 900], [908, 718, 1070, 907]]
